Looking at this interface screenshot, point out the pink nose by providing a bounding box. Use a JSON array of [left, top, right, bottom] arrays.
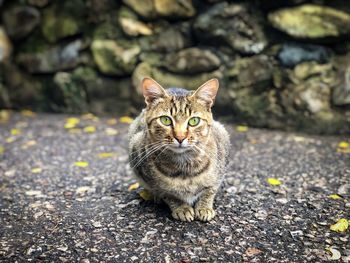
[[174, 134, 186, 143]]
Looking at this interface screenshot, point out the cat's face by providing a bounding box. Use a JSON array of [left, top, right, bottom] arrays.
[[141, 78, 219, 153]]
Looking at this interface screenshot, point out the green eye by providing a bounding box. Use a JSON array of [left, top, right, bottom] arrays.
[[160, 116, 172, 126], [188, 117, 200, 127]]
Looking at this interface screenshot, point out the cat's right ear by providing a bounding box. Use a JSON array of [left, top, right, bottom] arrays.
[[141, 77, 168, 105]]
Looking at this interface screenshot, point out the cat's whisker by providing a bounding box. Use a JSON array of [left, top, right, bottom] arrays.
[[129, 142, 164, 165], [131, 144, 167, 169]]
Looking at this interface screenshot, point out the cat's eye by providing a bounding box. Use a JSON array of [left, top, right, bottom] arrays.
[[188, 117, 200, 127], [160, 116, 172, 126]]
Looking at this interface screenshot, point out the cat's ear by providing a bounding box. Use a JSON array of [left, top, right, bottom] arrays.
[[141, 77, 168, 105], [191, 78, 219, 108]]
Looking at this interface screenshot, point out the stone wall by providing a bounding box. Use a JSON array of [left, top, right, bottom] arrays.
[[0, 0, 350, 134]]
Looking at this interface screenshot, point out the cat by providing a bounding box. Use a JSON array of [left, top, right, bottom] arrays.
[[128, 77, 230, 222]]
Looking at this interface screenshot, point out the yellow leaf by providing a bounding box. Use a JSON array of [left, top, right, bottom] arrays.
[[74, 161, 89, 168], [106, 118, 117, 125], [328, 194, 342, 200], [0, 146, 4, 155], [11, 128, 21, 135], [69, 128, 81, 134], [128, 182, 140, 191], [236, 125, 248, 132], [105, 128, 118, 136], [338, 141, 349, 149], [83, 126, 96, 133], [64, 117, 80, 129], [21, 110, 36, 117], [119, 116, 133, 124], [139, 189, 153, 201], [267, 178, 282, 186], [31, 167, 42, 174], [98, 152, 117, 158], [330, 218, 349, 233], [325, 247, 341, 260]]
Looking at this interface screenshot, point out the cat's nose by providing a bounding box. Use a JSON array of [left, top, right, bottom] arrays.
[[174, 134, 186, 144]]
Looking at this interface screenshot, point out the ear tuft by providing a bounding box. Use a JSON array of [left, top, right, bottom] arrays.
[[141, 77, 168, 105], [191, 78, 219, 108]]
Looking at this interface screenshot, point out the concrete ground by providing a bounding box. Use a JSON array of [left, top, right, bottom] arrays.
[[0, 112, 349, 262]]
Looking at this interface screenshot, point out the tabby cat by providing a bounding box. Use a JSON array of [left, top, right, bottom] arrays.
[[128, 78, 230, 222]]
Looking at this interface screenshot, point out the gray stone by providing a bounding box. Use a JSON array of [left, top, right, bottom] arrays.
[[164, 48, 221, 74], [139, 26, 192, 53], [0, 27, 12, 63], [268, 4, 350, 39], [278, 43, 331, 68], [332, 55, 350, 106], [118, 7, 154, 37], [16, 40, 83, 73], [41, 1, 84, 43], [123, 0, 195, 19], [91, 39, 140, 76], [226, 55, 275, 89], [3, 6, 40, 39], [193, 3, 267, 54], [27, 0, 50, 7]]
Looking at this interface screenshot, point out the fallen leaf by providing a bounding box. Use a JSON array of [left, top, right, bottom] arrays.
[[106, 118, 117, 125], [64, 117, 80, 129], [328, 194, 342, 200], [97, 152, 117, 158], [105, 127, 118, 136], [74, 161, 89, 168], [326, 247, 341, 260], [338, 141, 349, 149], [245, 247, 263, 257], [10, 128, 21, 135], [119, 116, 133, 124], [236, 125, 248, 132], [76, 186, 90, 194], [330, 218, 349, 233], [21, 110, 36, 117], [139, 189, 153, 201], [128, 182, 140, 191], [34, 211, 44, 219], [0, 146, 4, 155], [83, 126, 96, 133], [267, 178, 282, 186], [31, 167, 42, 174]]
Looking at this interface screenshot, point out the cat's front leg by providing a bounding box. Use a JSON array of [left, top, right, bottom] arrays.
[[163, 196, 195, 222], [194, 187, 217, 222]]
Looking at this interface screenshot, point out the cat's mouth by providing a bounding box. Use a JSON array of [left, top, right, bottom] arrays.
[[169, 145, 191, 153]]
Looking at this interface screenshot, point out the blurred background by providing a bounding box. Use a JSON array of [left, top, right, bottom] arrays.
[[0, 0, 349, 134]]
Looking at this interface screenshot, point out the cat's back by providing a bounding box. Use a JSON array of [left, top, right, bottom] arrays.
[[212, 120, 230, 166]]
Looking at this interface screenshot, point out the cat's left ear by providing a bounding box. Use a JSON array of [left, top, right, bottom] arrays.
[[141, 77, 168, 105], [191, 78, 219, 108]]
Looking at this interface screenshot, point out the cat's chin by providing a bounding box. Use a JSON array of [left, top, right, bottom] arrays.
[[168, 146, 191, 154]]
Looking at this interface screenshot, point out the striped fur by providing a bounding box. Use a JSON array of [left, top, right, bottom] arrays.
[[128, 78, 230, 222]]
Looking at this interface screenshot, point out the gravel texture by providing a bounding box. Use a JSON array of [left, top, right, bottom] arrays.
[[0, 112, 349, 262]]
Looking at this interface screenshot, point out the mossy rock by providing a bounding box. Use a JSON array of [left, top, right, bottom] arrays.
[[41, 1, 85, 43], [91, 39, 140, 76], [268, 4, 350, 39]]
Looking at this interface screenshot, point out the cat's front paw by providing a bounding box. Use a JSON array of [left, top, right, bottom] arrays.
[[195, 207, 216, 221], [172, 205, 195, 222]]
